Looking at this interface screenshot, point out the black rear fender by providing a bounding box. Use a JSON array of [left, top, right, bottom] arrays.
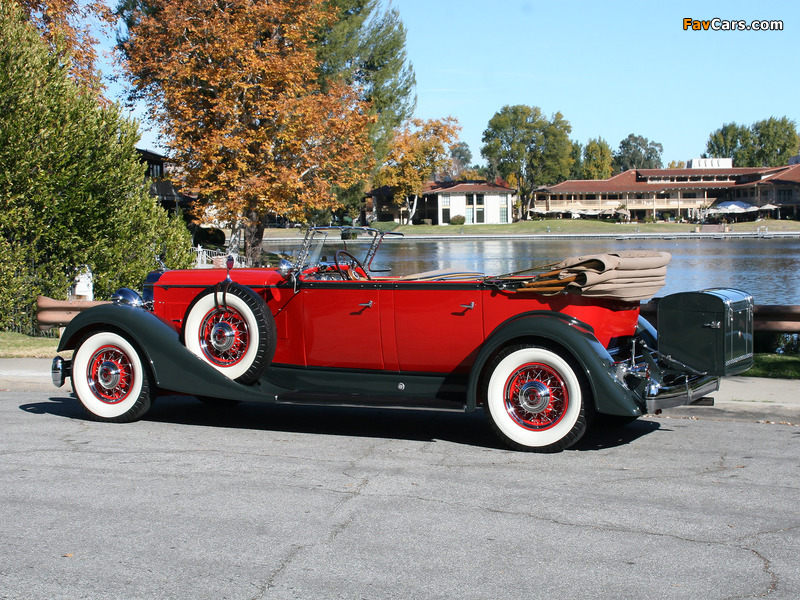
[[467, 311, 643, 418]]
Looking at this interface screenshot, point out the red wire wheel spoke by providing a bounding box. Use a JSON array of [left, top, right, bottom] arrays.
[[87, 345, 135, 404], [503, 362, 569, 430], [198, 307, 250, 367]]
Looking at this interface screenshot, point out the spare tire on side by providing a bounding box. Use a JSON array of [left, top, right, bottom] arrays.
[[182, 283, 276, 385]]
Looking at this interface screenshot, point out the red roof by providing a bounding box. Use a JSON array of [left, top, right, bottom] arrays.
[[757, 164, 800, 184], [423, 180, 516, 195], [541, 164, 800, 194]]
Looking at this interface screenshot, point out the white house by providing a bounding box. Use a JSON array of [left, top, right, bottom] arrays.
[[368, 180, 517, 225]]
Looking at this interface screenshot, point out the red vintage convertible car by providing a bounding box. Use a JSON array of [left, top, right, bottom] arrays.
[[51, 226, 754, 452]]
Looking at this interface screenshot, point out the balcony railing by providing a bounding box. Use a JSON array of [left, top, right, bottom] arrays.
[[537, 197, 709, 211]]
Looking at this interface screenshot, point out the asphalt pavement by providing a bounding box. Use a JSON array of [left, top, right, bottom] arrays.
[[3, 365, 800, 599], [2, 358, 800, 599], [1, 358, 798, 424]]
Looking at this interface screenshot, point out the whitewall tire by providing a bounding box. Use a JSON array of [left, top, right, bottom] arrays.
[[484, 344, 589, 452], [72, 331, 154, 422], [182, 283, 275, 384]]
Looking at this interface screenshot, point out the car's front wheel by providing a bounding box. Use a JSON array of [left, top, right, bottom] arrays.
[[484, 344, 590, 452], [71, 331, 154, 422]]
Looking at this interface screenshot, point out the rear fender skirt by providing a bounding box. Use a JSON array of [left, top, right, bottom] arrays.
[[466, 311, 643, 417], [57, 304, 289, 402]]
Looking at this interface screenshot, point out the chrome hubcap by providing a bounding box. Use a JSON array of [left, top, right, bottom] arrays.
[[210, 322, 236, 352], [97, 361, 121, 391], [517, 380, 551, 414]]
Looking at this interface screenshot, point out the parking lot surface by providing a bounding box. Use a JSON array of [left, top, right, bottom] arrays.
[[1, 372, 799, 599]]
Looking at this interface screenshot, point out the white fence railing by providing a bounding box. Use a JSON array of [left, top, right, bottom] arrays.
[[192, 246, 251, 269]]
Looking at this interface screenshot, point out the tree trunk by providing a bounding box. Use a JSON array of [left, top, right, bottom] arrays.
[[227, 224, 242, 256], [406, 194, 419, 224], [515, 195, 527, 220], [242, 211, 264, 265], [524, 195, 533, 220]]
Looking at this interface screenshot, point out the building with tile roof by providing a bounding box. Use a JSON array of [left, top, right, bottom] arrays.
[[367, 180, 517, 225], [534, 161, 800, 221]]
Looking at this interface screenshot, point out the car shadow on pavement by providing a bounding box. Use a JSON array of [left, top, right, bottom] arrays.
[[20, 394, 88, 420], [23, 393, 661, 452], [573, 419, 662, 451]]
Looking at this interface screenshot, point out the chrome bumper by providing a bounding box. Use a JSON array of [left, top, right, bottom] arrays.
[[645, 375, 719, 413], [51, 356, 71, 388]]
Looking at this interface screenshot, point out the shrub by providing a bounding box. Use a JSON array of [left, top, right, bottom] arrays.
[[449, 215, 466, 225], [0, 2, 192, 331], [370, 221, 400, 232]]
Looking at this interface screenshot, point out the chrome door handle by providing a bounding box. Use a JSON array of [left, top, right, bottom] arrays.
[[358, 301, 374, 308], [460, 302, 475, 310]]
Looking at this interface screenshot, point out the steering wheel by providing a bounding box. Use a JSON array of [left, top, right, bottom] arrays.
[[334, 250, 371, 281]]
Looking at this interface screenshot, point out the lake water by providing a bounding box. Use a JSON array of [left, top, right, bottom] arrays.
[[263, 236, 800, 305]]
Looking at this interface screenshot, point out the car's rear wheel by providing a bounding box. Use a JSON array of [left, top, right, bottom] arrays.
[[183, 283, 276, 384], [484, 344, 589, 452], [72, 331, 154, 422]]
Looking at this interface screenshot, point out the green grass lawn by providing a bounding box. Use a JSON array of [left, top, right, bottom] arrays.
[[0, 331, 60, 358], [745, 353, 800, 379], [1, 331, 797, 379], [394, 218, 800, 237], [257, 218, 800, 239]]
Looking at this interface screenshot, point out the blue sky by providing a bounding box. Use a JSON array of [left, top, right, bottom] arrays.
[[123, 0, 798, 167], [389, 0, 798, 166]]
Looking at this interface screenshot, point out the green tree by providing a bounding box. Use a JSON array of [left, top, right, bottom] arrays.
[[446, 141, 472, 180], [569, 140, 583, 179], [613, 133, 663, 171], [706, 118, 799, 167], [0, 0, 192, 331], [481, 105, 544, 218], [481, 105, 572, 218], [750, 117, 799, 167], [316, 1, 415, 150], [531, 111, 573, 186], [315, 0, 371, 89], [583, 137, 613, 179], [705, 122, 752, 166]]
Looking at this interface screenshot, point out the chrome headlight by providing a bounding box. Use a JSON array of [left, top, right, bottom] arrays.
[[278, 258, 294, 278], [110, 288, 144, 308]]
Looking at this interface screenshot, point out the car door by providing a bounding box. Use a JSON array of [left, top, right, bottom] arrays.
[[301, 282, 384, 370], [392, 282, 484, 373]]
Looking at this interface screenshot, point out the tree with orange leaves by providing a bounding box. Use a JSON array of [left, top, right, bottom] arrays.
[[374, 117, 460, 224], [14, 0, 112, 93], [119, 0, 374, 255]]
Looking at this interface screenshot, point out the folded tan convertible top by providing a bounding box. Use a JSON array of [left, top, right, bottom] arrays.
[[515, 251, 672, 302]]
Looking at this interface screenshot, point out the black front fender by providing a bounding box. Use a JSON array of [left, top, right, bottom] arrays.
[[57, 304, 288, 402], [466, 311, 643, 418]]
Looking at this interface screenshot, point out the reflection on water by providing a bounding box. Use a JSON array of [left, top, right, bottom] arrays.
[[263, 237, 800, 305]]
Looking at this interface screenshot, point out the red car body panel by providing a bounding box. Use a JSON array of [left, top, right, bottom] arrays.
[[149, 267, 640, 375]]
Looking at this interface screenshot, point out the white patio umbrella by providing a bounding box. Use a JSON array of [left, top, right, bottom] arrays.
[[715, 200, 755, 213]]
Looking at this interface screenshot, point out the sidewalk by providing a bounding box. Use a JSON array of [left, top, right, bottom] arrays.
[[1, 358, 798, 424]]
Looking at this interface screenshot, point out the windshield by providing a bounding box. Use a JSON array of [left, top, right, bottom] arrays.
[[293, 226, 401, 273]]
